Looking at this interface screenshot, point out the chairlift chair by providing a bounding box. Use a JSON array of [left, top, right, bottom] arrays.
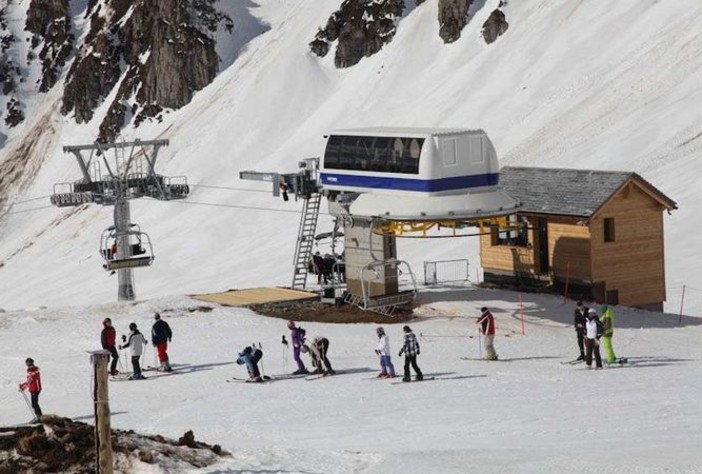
[[99, 225, 155, 271]]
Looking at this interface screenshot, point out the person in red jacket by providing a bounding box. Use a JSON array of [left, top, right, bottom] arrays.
[[477, 307, 498, 360], [19, 357, 42, 422], [101, 318, 119, 375]]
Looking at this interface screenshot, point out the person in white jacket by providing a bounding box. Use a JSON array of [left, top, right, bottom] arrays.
[[585, 309, 603, 369], [119, 322, 148, 380], [375, 327, 396, 378]]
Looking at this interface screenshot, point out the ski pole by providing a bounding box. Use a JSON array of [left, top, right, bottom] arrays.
[[478, 327, 482, 359], [257, 342, 266, 377], [19, 389, 34, 418]]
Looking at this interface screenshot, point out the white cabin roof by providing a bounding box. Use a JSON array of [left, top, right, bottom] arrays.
[[328, 127, 486, 138]]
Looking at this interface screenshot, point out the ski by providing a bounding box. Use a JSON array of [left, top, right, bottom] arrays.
[[391, 377, 435, 385], [561, 359, 584, 365], [226, 375, 273, 383], [305, 371, 339, 381]]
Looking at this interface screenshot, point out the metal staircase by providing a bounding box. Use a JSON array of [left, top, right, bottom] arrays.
[[291, 192, 322, 290]]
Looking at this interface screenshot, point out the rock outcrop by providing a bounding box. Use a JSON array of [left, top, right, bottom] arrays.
[[310, 0, 405, 68], [482, 8, 509, 44], [61, 0, 231, 142], [438, 0, 472, 44], [25, 0, 74, 92]]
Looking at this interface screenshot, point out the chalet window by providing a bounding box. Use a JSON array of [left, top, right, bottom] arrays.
[[604, 218, 615, 243], [494, 215, 528, 247]]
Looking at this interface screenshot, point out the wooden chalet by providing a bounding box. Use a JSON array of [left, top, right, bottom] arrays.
[[480, 167, 677, 311]]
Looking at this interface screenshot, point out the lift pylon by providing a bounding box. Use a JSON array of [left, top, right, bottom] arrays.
[[50, 139, 189, 302]]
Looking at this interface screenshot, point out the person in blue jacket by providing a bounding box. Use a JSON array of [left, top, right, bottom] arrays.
[[237, 346, 264, 382]]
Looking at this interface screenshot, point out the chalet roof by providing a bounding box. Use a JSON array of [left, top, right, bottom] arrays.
[[499, 166, 677, 217]]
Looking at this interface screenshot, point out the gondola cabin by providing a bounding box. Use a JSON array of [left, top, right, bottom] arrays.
[[320, 128, 500, 197]]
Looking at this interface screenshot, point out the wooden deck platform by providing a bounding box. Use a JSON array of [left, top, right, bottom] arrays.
[[192, 287, 318, 307]]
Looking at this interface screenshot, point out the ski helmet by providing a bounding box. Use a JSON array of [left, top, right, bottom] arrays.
[[129, 322, 137, 331], [587, 309, 598, 318], [403, 325, 411, 333], [376, 327, 385, 336], [25, 357, 34, 365], [287, 320, 295, 329], [154, 312, 161, 320]]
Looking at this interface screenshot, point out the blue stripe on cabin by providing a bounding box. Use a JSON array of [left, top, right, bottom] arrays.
[[320, 173, 499, 192]]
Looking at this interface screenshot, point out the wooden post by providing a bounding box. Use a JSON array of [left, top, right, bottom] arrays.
[[562, 261, 571, 304], [90, 351, 114, 474], [519, 293, 525, 335], [679, 285, 686, 324]]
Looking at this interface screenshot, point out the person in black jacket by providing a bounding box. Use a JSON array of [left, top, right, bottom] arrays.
[[151, 313, 173, 372], [573, 301, 588, 361], [399, 325, 423, 382], [101, 318, 120, 375]]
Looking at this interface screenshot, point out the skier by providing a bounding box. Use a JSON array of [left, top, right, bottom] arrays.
[[600, 304, 617, 364], [288, 320, 309, 375], [101, 318, 120, 375], [301, 336, 334, 375], [19, 358, 42, 422], [477, 307, 498, 360], [585, 309, 604, 369], [151, 313, 173, 372], [573, 301, 588, 361], [236, 345, 264, 382], [119, 322, 147, 380], [399, 325, 423, 382], [375, 327, 396, 378]]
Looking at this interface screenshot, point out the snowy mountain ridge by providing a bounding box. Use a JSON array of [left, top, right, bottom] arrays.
[[0, 0, 701, 314]]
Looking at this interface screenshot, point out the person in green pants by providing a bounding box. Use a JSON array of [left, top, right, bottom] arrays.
[[600, 304, 616, 364]]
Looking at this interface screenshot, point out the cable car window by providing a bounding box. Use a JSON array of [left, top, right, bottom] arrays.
[[401, 138, 423, 174], [339, 136, 359, 170], [324, 135, 344, 168], [324, 135, 423, 174], [356, 137, 375, 171], [372, 137, 392, 170]]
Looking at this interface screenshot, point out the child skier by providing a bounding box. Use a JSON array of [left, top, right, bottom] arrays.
[[301, 336, 334, 375], [151, 313, 173, 372], [585, 309, 604, 369], [399, 325, 423, 382], [19, 357, 42, 422], [236, 346, 264, 382], [375, 327, 396, 378], [477, 307, 498, 360], [288, 321, 309, 375], [101, 318, 120, 375], [119, 322, 148, 380]]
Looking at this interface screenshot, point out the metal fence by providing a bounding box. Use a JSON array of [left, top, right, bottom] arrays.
[[424, 259, 470, 285]]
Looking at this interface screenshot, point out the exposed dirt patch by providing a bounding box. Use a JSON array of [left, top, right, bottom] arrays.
[[250, 299, 416, 324], [0, 415, 227, 473]]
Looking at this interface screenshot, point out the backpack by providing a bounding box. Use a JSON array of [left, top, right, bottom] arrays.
[[251, 348, 263, 364], [595, 319, 604, 338]]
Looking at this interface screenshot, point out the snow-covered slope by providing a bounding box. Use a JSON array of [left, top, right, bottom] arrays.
[[1, 0, 702, 313], [1, 290, 701, 472]]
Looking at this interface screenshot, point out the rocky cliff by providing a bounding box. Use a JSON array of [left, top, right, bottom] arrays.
[[310, 0, 506, 66], [0, 0, 232, 142]]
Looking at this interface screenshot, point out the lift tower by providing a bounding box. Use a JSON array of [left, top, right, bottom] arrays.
[[50, 139, 189, 301]]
